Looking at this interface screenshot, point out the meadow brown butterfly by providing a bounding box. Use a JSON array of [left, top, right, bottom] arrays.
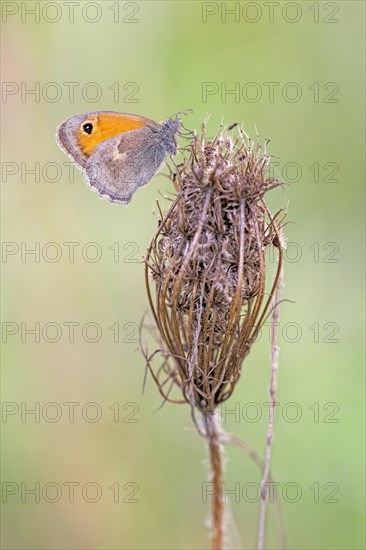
[[56, 111, 182, 204]]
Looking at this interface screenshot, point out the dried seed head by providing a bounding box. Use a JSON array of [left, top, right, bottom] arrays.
[[144, 124, 284, 415]]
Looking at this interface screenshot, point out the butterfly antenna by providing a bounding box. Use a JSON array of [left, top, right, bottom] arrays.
[[170, 108, 193, 119]]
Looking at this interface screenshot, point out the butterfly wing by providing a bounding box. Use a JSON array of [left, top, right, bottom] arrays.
[[83, 127, 167, 204], [56, 111, 157, 168]]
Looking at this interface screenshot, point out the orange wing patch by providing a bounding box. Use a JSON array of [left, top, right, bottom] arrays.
[[77, 113, 149, 158]]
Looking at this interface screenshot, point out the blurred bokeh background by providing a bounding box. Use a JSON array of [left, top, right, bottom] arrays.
[[1, 1, 365, 548]]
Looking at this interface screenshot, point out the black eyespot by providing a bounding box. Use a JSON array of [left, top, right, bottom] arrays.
[[83, 123, 93, 135]]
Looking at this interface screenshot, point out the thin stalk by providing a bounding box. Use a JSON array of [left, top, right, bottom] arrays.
[[257, 265, 284, 550], [204, 413, 225, 550]]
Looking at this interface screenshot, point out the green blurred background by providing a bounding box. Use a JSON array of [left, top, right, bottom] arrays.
[[1, 1, 365, 548]]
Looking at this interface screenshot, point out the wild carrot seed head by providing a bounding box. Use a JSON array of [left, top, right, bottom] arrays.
[[144, 124, 284, 415]]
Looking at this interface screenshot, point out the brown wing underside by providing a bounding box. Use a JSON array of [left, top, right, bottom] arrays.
[[56, 111, 157, 167]]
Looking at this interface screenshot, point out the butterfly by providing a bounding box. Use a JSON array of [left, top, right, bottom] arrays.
[[56, 111, 183, 204]]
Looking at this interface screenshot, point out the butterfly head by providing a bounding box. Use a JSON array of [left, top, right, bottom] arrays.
[[158, 117, 182, 155]]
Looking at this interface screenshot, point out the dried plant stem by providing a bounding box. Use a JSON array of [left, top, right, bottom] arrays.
[[204, 413, 225, 550], [221, 432, 286, 550], [257, 266, 284, 550]]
